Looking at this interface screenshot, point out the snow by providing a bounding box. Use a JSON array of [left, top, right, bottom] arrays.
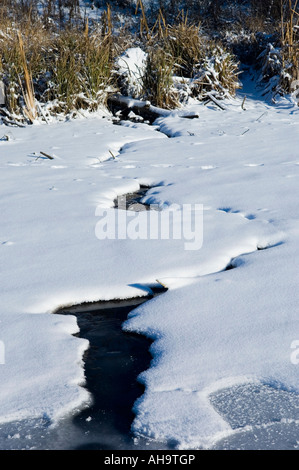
[[116, 47, 148, 98], [0, 72, 299, 449]]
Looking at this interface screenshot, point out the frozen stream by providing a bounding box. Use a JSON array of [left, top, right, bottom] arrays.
[[0, 70, 299, 449]]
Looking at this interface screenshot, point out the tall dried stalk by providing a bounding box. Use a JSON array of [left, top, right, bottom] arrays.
[[17, 31, 37, 123], [281, 0, 299, 76], [135, 0, 149, 38], [84, 17, 89, 40], [101, 3, 112, 37]]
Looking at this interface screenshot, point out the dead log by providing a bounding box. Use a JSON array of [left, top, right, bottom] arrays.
[[107, 94, 171, 123], [107, 94, 199, 123]]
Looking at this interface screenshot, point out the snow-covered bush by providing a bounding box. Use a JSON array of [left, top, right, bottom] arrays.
[[139, 16, 241, 106], [257, 42, 283, 96], [255, 1, 299, 99], [196, 44, 241, 98], [257, 41, 299, 100], [114, 47, 147, 98]]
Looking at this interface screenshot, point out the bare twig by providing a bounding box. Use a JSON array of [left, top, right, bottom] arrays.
[[255, 111, 267, 122]]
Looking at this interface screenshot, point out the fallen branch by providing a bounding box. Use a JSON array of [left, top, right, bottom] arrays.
[[36, 102, 49, 124], [40, 151, 54, 160], [205, 92, 227, 111], [1, 116, 25, 128]]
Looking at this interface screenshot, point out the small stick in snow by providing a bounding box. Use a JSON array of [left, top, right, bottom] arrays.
[[40, 151, 54, 160], [255, 112, 267, 122], [180, 114, 199, 119], [241, 96, 247, 110], [156, 278, 168, 289], [109, 150, 116, 159]]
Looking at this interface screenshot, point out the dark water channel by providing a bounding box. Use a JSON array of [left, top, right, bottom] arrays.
[[114, 185, 156, 212], [56, 289, 167, 450]]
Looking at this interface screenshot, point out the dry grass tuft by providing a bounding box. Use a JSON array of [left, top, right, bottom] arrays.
[[142, 46, 179, 109], [17, 31, 37, 123]]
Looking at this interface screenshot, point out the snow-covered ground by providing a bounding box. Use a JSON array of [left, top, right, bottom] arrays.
[[0, 72, 298, 449]]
